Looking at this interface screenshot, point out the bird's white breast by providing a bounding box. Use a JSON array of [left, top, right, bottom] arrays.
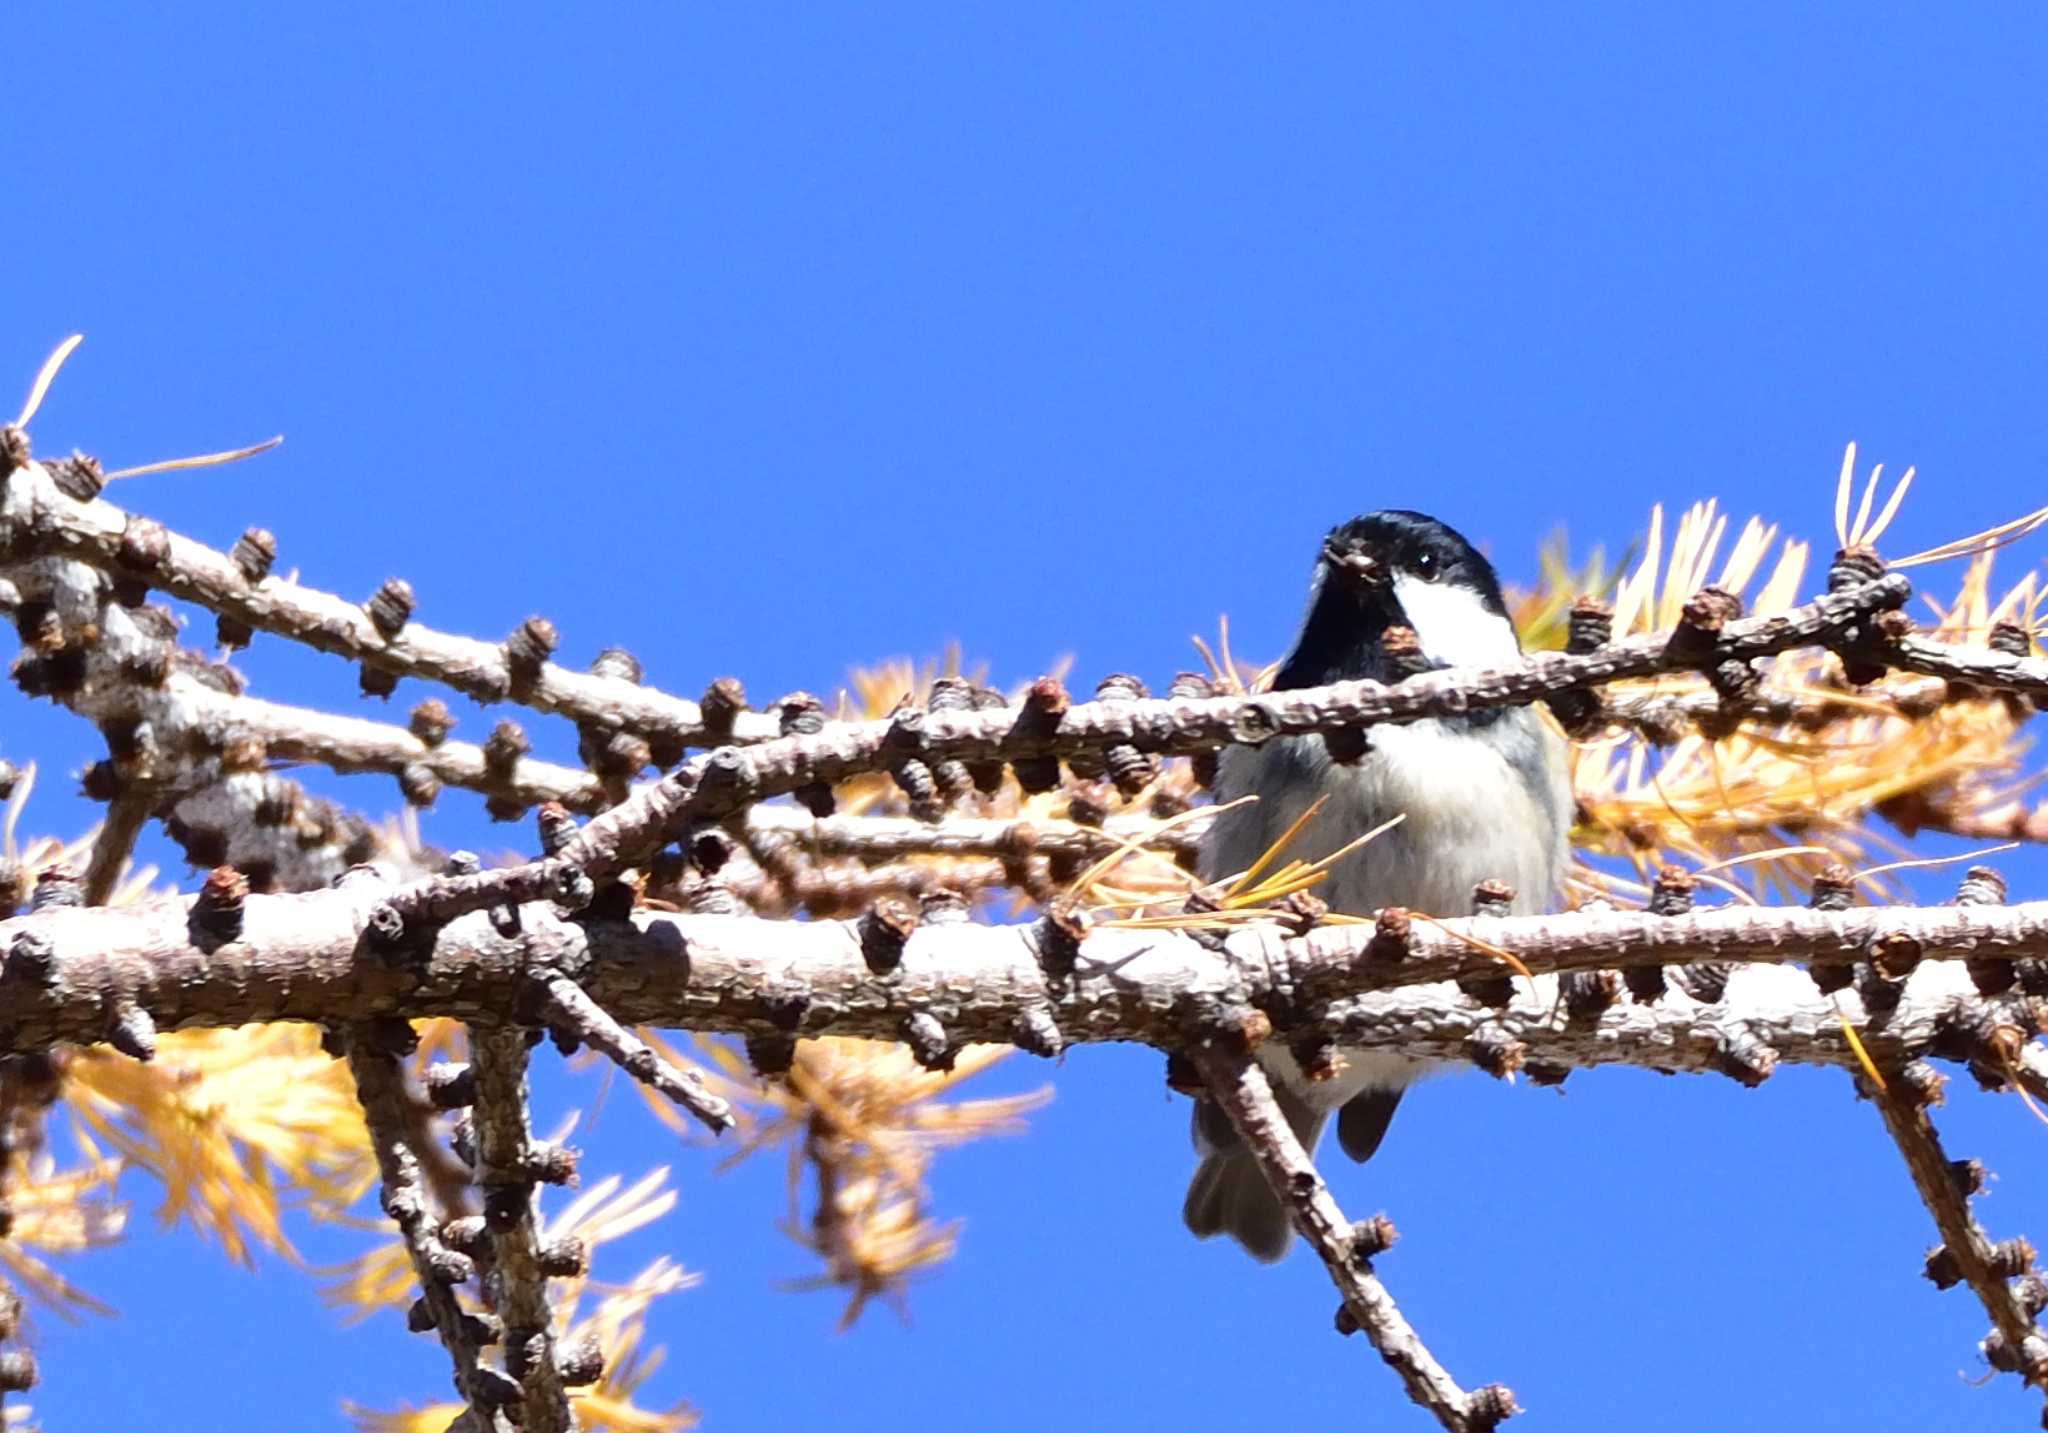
[[1203, 718, 1567, 921]]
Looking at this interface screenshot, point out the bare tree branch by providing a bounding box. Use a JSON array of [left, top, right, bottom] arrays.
[[1881, 788, 2048, 847], [81, 784, 153, 906], [468, 1027, 575, 1433], [534, 971, 732, 1133], [0, 472, 431, 892], [164, 763, 411, 893], [9, 440, 2048, 1426], [164, 684, 610, 814], [1867, 1071, 2048, 1406], [349, 1030, 511, 1428], [1188, 1040, 1514, 1432], [3, 459, 778, 750], [1598, 673, 1950, 739], [350, 570, 1914, 928], [1891, 631, 2048, 702], [4, 880, 2045, 1095], [741, 804, 1201, 865]]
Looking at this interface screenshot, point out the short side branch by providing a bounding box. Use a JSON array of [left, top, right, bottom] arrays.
[[82, 784, 155, 906], [535, 971, 732, 1133], [1187, 1042, 1514, 1432], [1868, 1076, 2048, 1402]]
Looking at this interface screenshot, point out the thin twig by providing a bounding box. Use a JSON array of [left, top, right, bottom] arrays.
[[535, 970, 732, 1133], [468, 1027, 575, 1433], [1889, 631, 2048, 701], [1881, 788, 2048, 847], [348, 1032, 507, 1428], [1187, 1042, 1513, 1432], [7, 459, 777, 748], [163, 684, 610, 812], [81, 784, 155, 906], [371, 571, 1916, 927], [1867, 1075, 2048, 1403]]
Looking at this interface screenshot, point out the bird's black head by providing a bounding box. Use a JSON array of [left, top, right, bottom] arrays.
[[1273, 510, 1518, 690]]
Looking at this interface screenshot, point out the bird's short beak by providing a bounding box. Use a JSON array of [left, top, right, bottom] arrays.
[[1322, 537, 1388, 588]]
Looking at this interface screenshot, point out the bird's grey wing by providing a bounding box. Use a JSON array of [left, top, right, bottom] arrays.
[[1198, 745, 1276, 884], [1498, 707, 1575, 911]]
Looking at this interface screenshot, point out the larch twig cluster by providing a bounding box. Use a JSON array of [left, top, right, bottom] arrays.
[[1, 364, 2046, 1430]]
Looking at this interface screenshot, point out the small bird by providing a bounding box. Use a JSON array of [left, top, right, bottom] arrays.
[[1182, 510, 1572, 1262]]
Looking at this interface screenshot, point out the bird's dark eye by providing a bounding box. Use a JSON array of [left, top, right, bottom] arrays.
[[1414, 550, 1442, 582]]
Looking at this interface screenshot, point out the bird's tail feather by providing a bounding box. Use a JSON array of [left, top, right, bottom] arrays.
[[1181, 1083, 1328, 1262]]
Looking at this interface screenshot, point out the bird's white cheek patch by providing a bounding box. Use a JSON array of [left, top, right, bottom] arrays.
[[1391, 574, 1521, 667]]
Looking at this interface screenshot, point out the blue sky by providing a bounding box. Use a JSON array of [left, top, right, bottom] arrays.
[[6, 6, 2048, 1429]]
